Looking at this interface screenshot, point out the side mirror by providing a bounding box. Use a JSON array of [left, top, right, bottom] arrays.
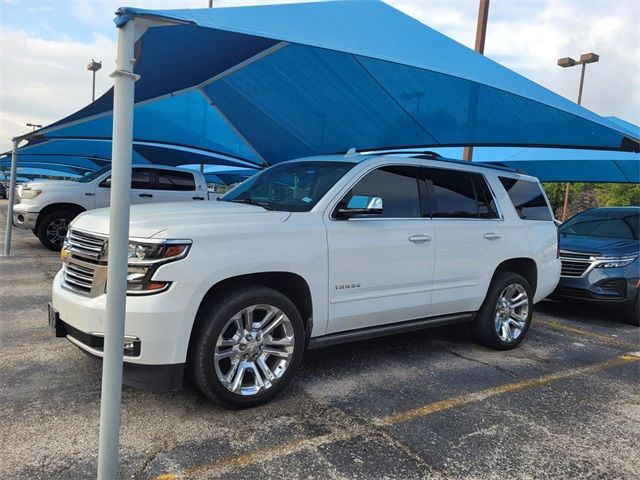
[[337, 195, 383, 218]]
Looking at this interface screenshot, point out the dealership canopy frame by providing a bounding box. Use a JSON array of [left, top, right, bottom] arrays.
[[3, 0, 640, 477]]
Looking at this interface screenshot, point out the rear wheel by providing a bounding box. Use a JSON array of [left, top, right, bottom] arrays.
[[472, 271, 533, 350], [36, 210, 75, 251], [188, 286, 305, 408]]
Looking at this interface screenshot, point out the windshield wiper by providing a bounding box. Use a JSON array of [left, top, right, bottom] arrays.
[[225, 198, 275, 211]]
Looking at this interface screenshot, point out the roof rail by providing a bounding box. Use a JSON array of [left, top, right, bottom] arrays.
[[369, 149, 443, 159]]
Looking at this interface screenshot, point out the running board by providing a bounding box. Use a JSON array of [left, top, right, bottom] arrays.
[[307, 312, 476, 350]]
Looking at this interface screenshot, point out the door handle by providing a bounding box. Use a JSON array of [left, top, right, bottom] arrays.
[[192, 196, 205, 200], [409, 235, 432, 243], [84, 193, 95, 196], [139, 193, 153, 198], [483, 233, 501, 240]]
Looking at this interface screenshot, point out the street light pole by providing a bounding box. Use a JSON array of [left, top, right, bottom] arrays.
[[463, 0, 490, 161], [87, 60, 103, 102], [26, 123, 42, 131], [557, 52, 599, 221]]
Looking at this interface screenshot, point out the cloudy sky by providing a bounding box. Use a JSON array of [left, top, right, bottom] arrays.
[[1, 0, 638, 153]]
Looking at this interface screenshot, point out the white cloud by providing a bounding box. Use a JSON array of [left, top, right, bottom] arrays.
[[0, 26, 116, 151], [1, 0, 638, 154]]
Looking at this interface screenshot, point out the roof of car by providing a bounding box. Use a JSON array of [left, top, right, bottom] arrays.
[[280, 152, 532, 178]]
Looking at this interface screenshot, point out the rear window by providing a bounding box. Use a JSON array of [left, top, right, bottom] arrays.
[[499, 177, 552, 221], [426, 168, 499, 219], [157, 170, 196, 191]]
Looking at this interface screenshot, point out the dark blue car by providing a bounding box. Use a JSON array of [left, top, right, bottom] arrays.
[[551, 207, 639, 326]]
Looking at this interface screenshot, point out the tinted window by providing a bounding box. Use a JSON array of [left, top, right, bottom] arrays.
[[499, 177, 552, 221], [344, 166, 421, 218], [131, 169, 154, 190], [471, 174, 500, 219], [77, 165, 111, 183], [157, 170, 196, 191], [560, 209, 639, 240], [426, 168, 478, 218]]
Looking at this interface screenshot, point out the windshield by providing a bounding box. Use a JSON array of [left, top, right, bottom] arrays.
[[559, 209, 640, 240], [76, 165, 111, 183], [221, 161, 355, 212]]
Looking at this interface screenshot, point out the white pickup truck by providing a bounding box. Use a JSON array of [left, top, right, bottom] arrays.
[[50, 153, 561, 407], [13, 165, 208, 250]]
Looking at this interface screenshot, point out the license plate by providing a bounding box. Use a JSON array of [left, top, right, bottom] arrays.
[[48, 303, 59, 333]]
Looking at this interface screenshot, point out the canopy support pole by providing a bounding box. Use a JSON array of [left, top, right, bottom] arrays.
[[2, 139, 19, 256], [97, 18, 137, 480], [463, 0, 490, 161]]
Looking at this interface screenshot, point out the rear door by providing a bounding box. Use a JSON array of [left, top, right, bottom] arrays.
[[154, 169, 202, 202], [425, 167, 504, 316], [130, 168, 156, 204], [325, 165, 435, 334], [93, 168, 156, 206]]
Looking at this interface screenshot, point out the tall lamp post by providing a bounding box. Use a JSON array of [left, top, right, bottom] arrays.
[[463, 0, 490, 161], [557, 52, 599, 220], [87, 59, 102, 102], [26, 123, 42, 131]]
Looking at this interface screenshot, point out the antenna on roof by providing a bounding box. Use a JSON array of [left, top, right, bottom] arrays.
[[344, 147, 358, 157]]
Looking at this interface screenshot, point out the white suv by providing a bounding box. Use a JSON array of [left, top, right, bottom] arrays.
[[50, 153, 561, 407], [13, 165, 208, 250]]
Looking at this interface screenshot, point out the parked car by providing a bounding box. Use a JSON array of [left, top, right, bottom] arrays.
[[0, 182, 6, 199], [12, 165, 208, 250], [551, 207, 639, 325], [49, 153, 561, 407]]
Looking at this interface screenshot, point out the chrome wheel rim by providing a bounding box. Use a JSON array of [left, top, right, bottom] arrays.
[[46, 218, 70, 246], [214, 304, 295, 396], [495, 283, 529, 343]]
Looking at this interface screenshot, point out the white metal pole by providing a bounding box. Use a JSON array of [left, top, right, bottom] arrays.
[[97, 18, 137, 480], [3, 139, 19, 256]]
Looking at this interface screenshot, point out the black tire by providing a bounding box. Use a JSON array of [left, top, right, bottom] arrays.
[[188, 286, 305, 408], [625, 293, 639, 327], [36, 210, 76, 251], [471, 271, 533, 350]]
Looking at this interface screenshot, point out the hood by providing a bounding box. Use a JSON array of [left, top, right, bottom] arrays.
[[22, 180, 81, 190], [70, 200, 291, 238], [559, 235, 640, 256]]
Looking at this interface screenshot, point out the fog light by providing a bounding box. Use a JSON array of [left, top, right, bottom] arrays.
[[17, 214, 24, 223], [123, 337, 141, 356]]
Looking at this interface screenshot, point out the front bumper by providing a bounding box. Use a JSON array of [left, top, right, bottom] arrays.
[[550, 264, 638, 310], [51, 270, 201, 390], [50, 309, 184, 391], [12, 204, 39, 230]]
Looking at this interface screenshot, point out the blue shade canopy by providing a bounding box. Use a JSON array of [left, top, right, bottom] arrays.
[[475, 148, 640, 183], [20, 0, 637, 171]]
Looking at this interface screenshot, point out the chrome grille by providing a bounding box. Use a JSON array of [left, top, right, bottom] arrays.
[[62, 229, 108, 296], [559, 250, 596, 278], [63, 262, 95, 294], [67, 229, 107, 259]]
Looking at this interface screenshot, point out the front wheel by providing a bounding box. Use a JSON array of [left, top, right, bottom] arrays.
[[36, 210, 75, 251], [625, 293, 639, 327], [188, 286, 305, 408], [471, 271, 533, 350]]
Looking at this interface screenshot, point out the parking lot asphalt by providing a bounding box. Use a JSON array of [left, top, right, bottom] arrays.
[[1, 198, 639, 480]]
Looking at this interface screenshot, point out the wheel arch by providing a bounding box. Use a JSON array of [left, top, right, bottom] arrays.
[[35, 203, 85, 232], [492, 257, 538, 295], [190, 271, 314, 342]]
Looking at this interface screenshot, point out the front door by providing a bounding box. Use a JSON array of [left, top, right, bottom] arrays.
[[325, 165, 435, 334]]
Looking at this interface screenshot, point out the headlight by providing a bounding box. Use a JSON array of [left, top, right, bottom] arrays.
[[21, 188, 42, 200], [593, 255, 637, 269], [125, 239, 192, 294]]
